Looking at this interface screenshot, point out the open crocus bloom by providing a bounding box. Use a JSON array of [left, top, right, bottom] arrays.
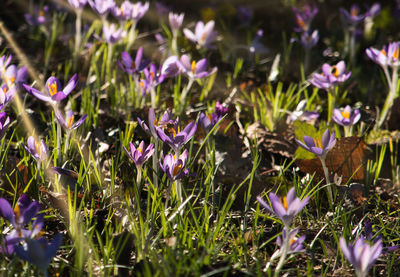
[[310, 61, 351, 90], [123, 141, 154, 169], [295, 129, 336, 158], [56, 110, 87, 131], [156, 120, 197, 153], [23, 74, 78, 106], [366, 42, 400, 68], [257, 187, 309, 227], [22, 136, 48, 162], [332, 105, 361, 126], [178, 55, 217, 80], [183, 20, 218, 49], [159, 150, 189, 181]]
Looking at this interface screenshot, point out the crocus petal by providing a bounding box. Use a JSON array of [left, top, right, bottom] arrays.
[[0, 198, 15, 225]]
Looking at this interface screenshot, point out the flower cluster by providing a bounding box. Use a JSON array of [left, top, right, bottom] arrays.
[[0, 195, 62, 275], [199, 101, 228, 132], [292, 4, 319, 51]]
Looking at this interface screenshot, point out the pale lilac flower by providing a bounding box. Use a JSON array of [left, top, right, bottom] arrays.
[[257, 187, 309, 227], [0, 84, 17, 110], [287, 100, 319, 123], [293, 4, 318, 32], [366, 3, 381, 18], [112, 0, 134, 21], [22, 136, 48, 162], [366, 42, 400, 68], [131, 2, 149, 22], [23, 74, 78, 105], [4, 65, 28, 89], [276, 228, 306, 253], [89, 0, 115, 17], [68, 0, 87, 9], [310, 61, 351, 90], [15, 234, 62, 276], [0, 54, 12, 76], [55, 110, 87, 131], [301, 30, 319, 49], [295, 129, 336, 158], [159, 150, 189, 181], [102, 23, 126, 44], [138, 64, 165, 94], [161, 56, 180, 78], [340, 237, 382, 277], [24, 5, 50, 26], [178, 55, 217, 80], [118, 47, 149, 75], [169, 12, 184, 31], [183, 20, 218, 49], [123, 141, 154, 169], [156, 119, 197, 153], [332, 105, 361, 126]]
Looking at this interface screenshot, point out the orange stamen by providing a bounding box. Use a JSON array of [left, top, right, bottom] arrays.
[[14, 205, 20, 220], [381, 49, 387, 56], [191, 61, 197, 74], [137, 148, 143, 154], [297, 17, 306, 28], [48, 82, 58, 96], [67, 115, 75, 128], [313, 138, 322, 149], [172, 164, 182, 176], [393, 48, 399, 60], [341, 110, 350, 119], [282, 197, 288, 210], [331, 66, 339, 77]]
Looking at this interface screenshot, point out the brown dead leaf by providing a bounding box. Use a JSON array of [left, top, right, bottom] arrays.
[[297, 136, 366, 183]]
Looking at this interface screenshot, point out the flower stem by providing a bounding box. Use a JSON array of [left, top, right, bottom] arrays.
[[73, 9, 82, 67], [150, 87, 156, 109], [327, 88, 336, 123], [274, 225, 290, 277], [319, 157, 333, 204], [126, 21, 137, 51], [179, 78, 194, 115], [152, 139, 159, 188], [136, 166, 142, 191], [63, 131, 71, 157], [377, 66, 399, 129]]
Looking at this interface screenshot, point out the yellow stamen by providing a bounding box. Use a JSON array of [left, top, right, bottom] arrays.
[[297, 18, 306, 28], [313, 138, 322, 149], [290, 237, 297, 245], [331, 66, 339, 77], [381, 49, 387, 56], [14, 205, 20, 220], [351, 8, 358, 17], [120, 8, 124, 16], [282, 197, 288, 210], [208, 114, 213, 121], [191, 60, 197, 74], [35, 141, 41, 156], [393, 47, 399, 60], [48, 81, 57, 96], [200, 33, 207, 43], [137, 148, 143, 154], [8, 75, 15, 84], [39, 10, 45, 17], [172, 164, 182, 176], [150, 71, 155, 79], [67, 115, 75, 128], [341, 110, 350, 119]]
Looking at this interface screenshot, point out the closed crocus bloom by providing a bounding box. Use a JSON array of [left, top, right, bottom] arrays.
[[340, 237, 382, 277], [68, 0, 87, 9], [159, 150, 189, 181], [22, 136, 48, 162], [123, 141, 154, 169], [183, 20, 218, 49], [56, 110, 87, 131], [23, 74, 78, 106], [340, 4, 365, 27], [131, 2, 149, 22], [102, 23, 126, 44], [178, 55, 217, 80], [24, 5, 50, 26], [169, 12, 184, 31], [332, 105, 360, 126], [112, 0, 134, 21], [257, 187, 309, 227], [295, 128, 336, 158], [89, 0, 115, 17], [310, 61, 351, 90]]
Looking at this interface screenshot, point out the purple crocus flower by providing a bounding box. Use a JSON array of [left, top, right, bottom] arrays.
[[161, 56, 180, 78], [169, 12, 184, 32], [4, 65, 28, 89], [340, 4, 366, 27], [139, 64, 165, 94], [340, 237, 382, 277], [295, 128, 336, 158], [0, 112, 10, 139], [0, 195, 42, 254], [89, 0, 115, 17], [24, 5, 49, 26], [137, 108, 175, 140], [118, 47, 149, 76], [0, 54, 12, 76], [301, 30, 319, 50], [102, 23, 126, 44], [183, 20, 218, 49], [0, 84, 17, 110], [178, 55, 217, 80], [68, 0, 87, 9], [199, 101, 228, 131], [366, 42, 400, 68], [293, 4, 318, 32], [276, 227, 306, 253], [155, 2, 171, 17], [123, 141, 154, 169], [22, 136, 48, 162], [287, 100, 319, 123], [156, 120, 197, 153], [112, 0, 133, 21], [15, 234, 63, 276], [257, 187, 309, 227], [130, 2, 149, 22], [55, 110, 87, 131], [310, 61, 351, 90], [332, 105, 361, 126], [366, 3, 381, 18], [159, 150, 189, 181], [23, 74, 78, 105]]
